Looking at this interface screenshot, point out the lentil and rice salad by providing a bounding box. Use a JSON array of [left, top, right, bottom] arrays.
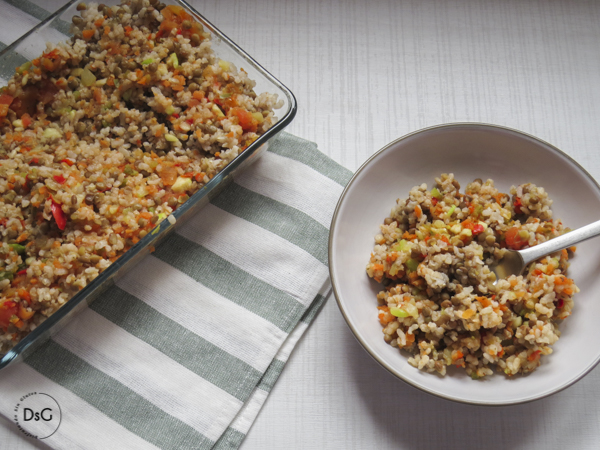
[[0, 0, 283, 354], [366, 174, 578, 378]]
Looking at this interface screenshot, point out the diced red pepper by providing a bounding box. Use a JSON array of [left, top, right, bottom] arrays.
[[53, 174, 66, 184], [17, 269, 27, 275], [0, 301, 18, 329], [556, 298, 564, 309], [51, 200, 67, 231], [472, 224, 485, 235], [0, 94, 14, 105], [431, 198, 438, 206], [514, 196, 523, 214], [0, 94, 14, 117]]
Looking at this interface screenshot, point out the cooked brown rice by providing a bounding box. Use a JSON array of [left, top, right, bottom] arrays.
[[366, 174, 578, 378]]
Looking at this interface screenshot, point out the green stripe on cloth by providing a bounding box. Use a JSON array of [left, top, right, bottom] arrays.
[[91, 286, 261, 402], [213, 427, 246, 450], [26, 340, 215, 450], [301, 293, 328, 325], [154, 233, 306, 332], [268, 132, 353, 187], [211, 182, 329, 265], [4, 0, 51, 21], [256, 359, 286, 393], [0, 45, 28, 81], [3, 0, 72, 35]]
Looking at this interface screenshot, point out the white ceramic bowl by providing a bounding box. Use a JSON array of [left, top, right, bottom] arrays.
[[329, 123, 600, 405]]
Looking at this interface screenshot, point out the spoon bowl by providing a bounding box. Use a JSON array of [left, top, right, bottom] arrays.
[[492, 218, 600, 279]]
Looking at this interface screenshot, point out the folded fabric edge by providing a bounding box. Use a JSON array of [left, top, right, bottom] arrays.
[[212, 283, 332, 450]]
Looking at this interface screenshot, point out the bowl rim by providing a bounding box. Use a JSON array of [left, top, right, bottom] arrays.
[[328, 122, 600, 406]]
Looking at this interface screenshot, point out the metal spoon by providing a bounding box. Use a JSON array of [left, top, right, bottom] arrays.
[[492, 219, 600, 280]]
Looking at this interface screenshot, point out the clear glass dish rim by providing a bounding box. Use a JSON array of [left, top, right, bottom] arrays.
[[0, 0, 297, 369]]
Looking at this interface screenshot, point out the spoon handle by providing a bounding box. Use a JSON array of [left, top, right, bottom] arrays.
[[519, 218, 600, 266]]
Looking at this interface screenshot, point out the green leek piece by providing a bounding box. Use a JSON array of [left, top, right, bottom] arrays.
[[172, 176, 192, 193], [392, 239, 408, 252], [390, 307, 409, 318], [405, 258, 419, 272], [81, 68, 96, 87], [431, 187, 442, 200], [0, 271, 14, 281], [43, 128, 62, 140], [9, 244, 26, 255], [448, 205, 456, 216], [167, 53, 179, 68]]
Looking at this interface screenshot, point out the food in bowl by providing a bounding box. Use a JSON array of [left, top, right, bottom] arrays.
[[366, 173, 578, 378], [0, 0, 282, 354]]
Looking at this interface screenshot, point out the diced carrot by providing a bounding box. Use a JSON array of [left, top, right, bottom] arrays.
[[193, 91, 204, 100], [93, 88, 103, 102], [527, 350, 542, 362], [462, 309, 475, 319], [17, 288, 31, 303], [477, 296, 492, 308], [386, 253, 398, 264], [452, 350, 464, 362], [82, 29, 95, 40], [415, 205, 422, 218], [104, 25, 110, 35], [21, 113, 32, 128], [16, 233, 28, 243], [94, 17, 105, 27]]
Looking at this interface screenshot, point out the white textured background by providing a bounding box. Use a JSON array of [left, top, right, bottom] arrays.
[[3, 0, 600, 448]]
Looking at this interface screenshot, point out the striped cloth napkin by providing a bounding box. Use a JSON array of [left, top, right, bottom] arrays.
[[0, 1, 352, 447], [0, 131, 352, 448]]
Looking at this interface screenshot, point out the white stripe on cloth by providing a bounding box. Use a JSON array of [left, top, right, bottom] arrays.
[[177, 203, 329, 306], [0, 3, 65, 60], [273, 321, 308, 363], [229, 388, 269, 436], [0, 363, 159, 450], [227, 293, 326, 437], [53, 309, 242, 442], [235, 151, 344, 229], [116, 255, 288, 373]]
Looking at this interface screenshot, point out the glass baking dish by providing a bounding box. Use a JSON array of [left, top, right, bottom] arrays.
[[0, 0, 296, 370]]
